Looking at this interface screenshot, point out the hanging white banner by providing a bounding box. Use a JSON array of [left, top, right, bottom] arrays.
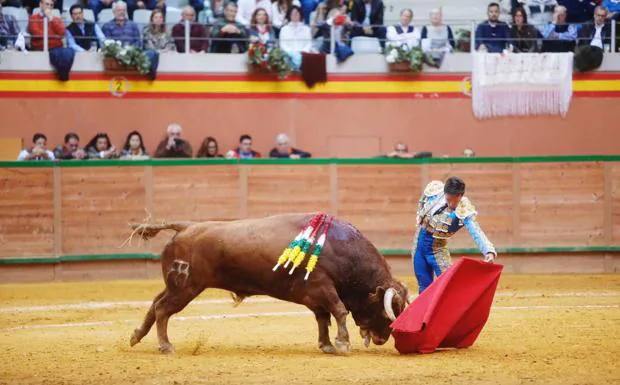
[[472, 52, 574, 119]]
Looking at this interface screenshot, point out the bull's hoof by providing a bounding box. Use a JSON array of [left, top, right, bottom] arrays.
[[158, 343, 176, 355], [129, 329, 142, 347], [334, 339, 351, 355], [319, 343, 337, 354]]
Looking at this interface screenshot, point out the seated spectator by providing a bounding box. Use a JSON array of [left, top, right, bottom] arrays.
[[126, 0, 165, 20], [518, 0, 557, 31], [313, 0, 352, 56], [0, 0, 21, 51], [279, 6, 313, 70], [387, 9, 420, 49], [541, 5, 577, 52], [272, 0, 301, 31], [192, 0, 225, 24], [28, 0, 66, 51], [249, 8, 275, 45], [196, 136, 223, 158], [17, 133, 55, 161], [269, 133, 311, 158], [154, 123, 193, 158], [463, 147, 475, 157], [603, 0, 620, 20], [144, 9, 175, 51], [85, 132, 119, 159], [510, 6, 540, 52], [558, 0, 596, 23], [382, 141, 416, 159], [210, 2, 249, 53], [575, 6, 612, 72], [54, 132, 87, 160], [421, 8, 455, 65], [120, 130, 149, 160], [172, 6, 208, 53], [475, 2, 510, 53], [236, 0, 271, 27], [66, 4, 106, 52], [226, 134, 261, 159], [102, 1, 142, 48], [350, 0, 386, 48]]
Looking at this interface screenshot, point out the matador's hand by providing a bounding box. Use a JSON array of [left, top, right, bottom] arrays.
[[484, 252, 496, 263]]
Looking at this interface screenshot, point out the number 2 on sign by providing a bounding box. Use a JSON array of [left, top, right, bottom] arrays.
[[109, 76, 128, 97], [114, 79, 124, 92]]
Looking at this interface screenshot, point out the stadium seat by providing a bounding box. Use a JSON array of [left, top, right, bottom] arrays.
[[1, 6, 29, 33], [351, 36, 382, 54], [97, 8, 114, 24], [83, 8, 95, 22], [0, 138, 23, 161], [133, 9, 152, 27], [165, 0, 189, 9], [165, 7, 182, 24], [63, 0, 79, 11]]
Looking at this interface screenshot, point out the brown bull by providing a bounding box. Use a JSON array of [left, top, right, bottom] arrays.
[[128, 213, 409, 354]]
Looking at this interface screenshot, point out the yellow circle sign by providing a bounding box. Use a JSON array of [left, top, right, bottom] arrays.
[[109, 77, 129, 97]]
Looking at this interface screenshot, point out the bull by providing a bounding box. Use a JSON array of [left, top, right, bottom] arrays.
[[128, 213, 410, 354]]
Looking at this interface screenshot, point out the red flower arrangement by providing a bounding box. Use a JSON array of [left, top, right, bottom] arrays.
[[248, 42, 269, 70]]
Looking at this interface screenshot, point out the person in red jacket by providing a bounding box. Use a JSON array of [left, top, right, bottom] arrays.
[[28, 0, 65, 50]]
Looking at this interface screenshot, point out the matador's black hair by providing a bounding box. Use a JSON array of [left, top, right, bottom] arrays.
[[444, 176, 465, 195]]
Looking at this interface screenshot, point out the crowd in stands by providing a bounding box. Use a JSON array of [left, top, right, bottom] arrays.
[[1, 0, 618, 58], [15, 124, 315, 161]]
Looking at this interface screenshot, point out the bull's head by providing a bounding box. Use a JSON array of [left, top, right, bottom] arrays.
[[352, 282, 411, 347]]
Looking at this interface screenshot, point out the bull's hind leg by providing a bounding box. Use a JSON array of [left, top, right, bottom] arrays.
[[154, 286, 202, 354], [130, 289, 166, 347], [313, 310, 336, 354]]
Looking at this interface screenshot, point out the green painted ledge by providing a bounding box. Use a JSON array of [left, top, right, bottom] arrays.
[[0, 155, 619, 168], [2, 246, 619, 265]]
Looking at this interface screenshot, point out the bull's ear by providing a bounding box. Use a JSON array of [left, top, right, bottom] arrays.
[[369, 286, 386, 303]]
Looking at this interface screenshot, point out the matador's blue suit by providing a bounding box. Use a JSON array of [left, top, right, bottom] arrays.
[[412, 180, 497, 293]]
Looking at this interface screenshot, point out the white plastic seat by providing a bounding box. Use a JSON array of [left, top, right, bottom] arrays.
[[351, 36, 382, 54]]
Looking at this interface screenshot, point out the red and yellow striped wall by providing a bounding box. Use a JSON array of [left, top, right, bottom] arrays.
[[0, 72, 619, 98]]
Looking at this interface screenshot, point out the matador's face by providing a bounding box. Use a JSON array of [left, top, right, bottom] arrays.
[[446, 193, 463, 210]]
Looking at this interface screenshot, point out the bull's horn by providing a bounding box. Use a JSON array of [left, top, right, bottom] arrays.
[[383, 288, 397, 321]]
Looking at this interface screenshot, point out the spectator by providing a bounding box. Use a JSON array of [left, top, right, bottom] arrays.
[[382, 141, 415, 159], [463, 147, 475, 157], [210, 2, 249, 53], [89, 0, 114, 22], [236, 0, 272, 27], [518, 0, 557, 31], [28, 0, 66, 51], [557, 0, 596, 23], [575, 6, 612, 71], [154, 123, 193, 158], [172, 5, 208, 53], [387, 9, 420, 49], [510, 6, 540, 52], [272, 0, 301, 31], [249, 8, 274, 45], [66, 4, 106, 52], [143, 8, 175, 51], [0, 0, 21, 51], [541, 5, 577, 52], [279, 5, 312, 70], [421, 8, 455, 65], [196, 136, 223, 158], [54, 132, 87, 160], [102, 1, 142, 48], [313, 0, 352, 54], [350, 0, 386, 48], [269, 133, 311, 158], [603, 0, 620, 20], [226, 134, 261, 159], [85, 132, 119, 159], [475, 2, 510, 53], [301, 0, 320, 24], [126, 0, 165, 21], [120, 130, 150, 160], [17, 133, 55, 161]]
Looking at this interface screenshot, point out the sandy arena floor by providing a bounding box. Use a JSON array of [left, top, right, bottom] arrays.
[[0, 274, 619, 385]]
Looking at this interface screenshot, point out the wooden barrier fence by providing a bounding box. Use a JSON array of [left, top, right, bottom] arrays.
[[0, 156, 619, 263]]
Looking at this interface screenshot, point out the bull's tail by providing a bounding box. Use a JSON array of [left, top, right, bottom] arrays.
[[119, 221, 197, 249]]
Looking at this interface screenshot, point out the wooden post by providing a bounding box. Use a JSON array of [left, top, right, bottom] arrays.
[[330, 163, 339, 216], [239, 165, 248, 219], [52, 165, 62, 257], [512, 162, 521, 246], [144, 165, 155, 219], [604, 162, 613, 243]]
